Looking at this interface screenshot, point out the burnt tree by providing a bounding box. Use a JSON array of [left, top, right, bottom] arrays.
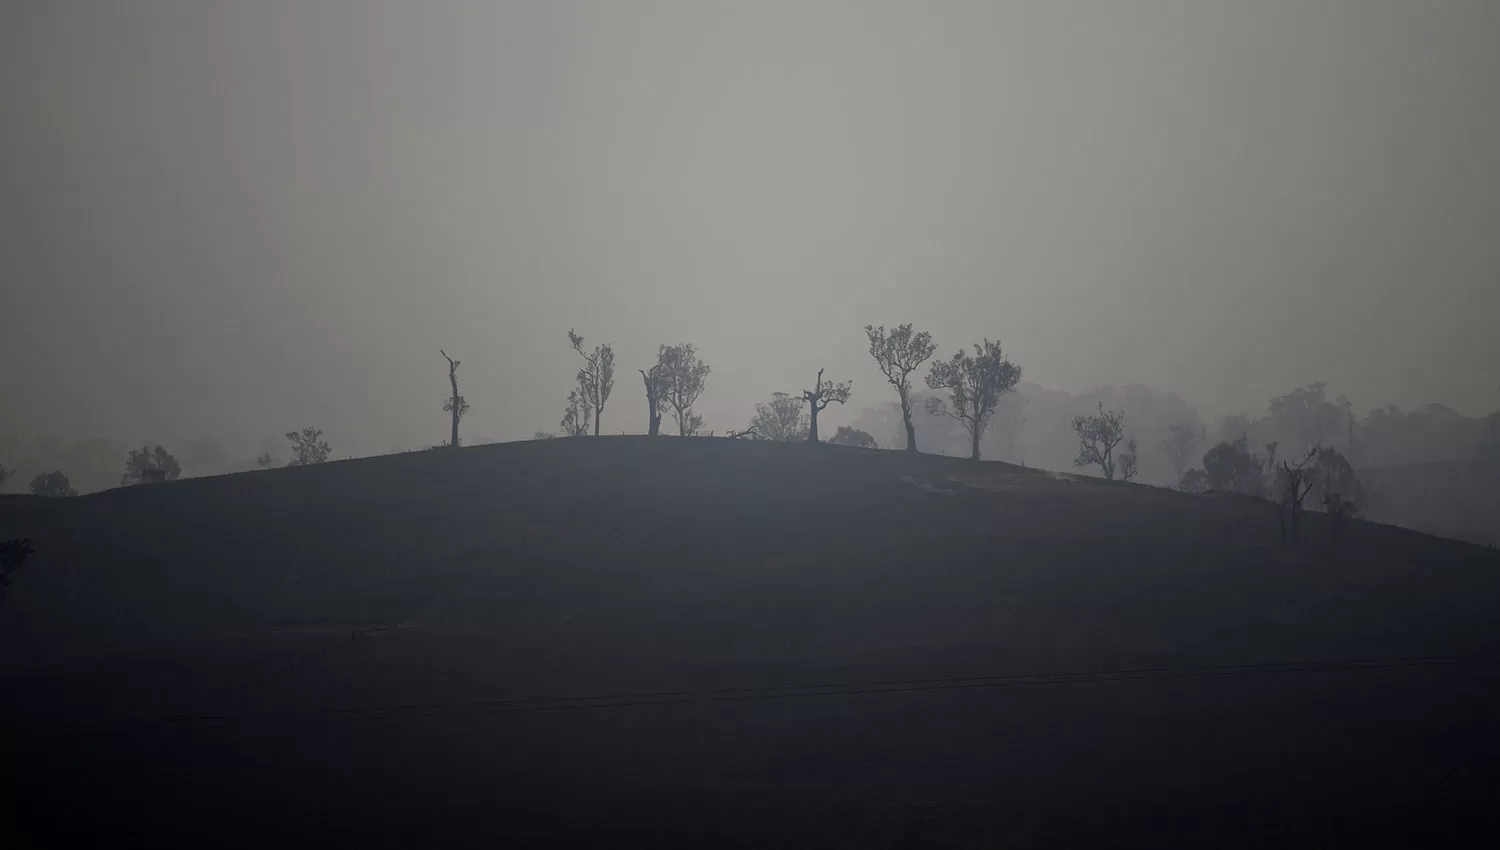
[[801, 368, 852, 444]]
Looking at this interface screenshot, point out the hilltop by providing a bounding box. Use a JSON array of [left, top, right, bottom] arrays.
[[3, 437, 1498, 848]]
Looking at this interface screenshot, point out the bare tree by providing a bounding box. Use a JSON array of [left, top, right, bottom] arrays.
[[1275, 448, 1320, 549], [749, 393, 809, 442], [639, 365, 667, 436], [658, 343, 710, 436], [560, 389, 591, 437], [568, 330, 615, 436], [801, 368, 852, 443], [440, 350, 469, 449], [1162, 422, 1199, 483], [865, 323, 937, 452], [924, 339, 1022, 461], [1071, 403, 1130, 480], [286, 427, 332, 466], [29, 471, 77, 497], [121, 444, 182, 485]]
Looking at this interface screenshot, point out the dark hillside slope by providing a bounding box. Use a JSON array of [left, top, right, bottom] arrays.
[[1362, 460, 1500, 548], [3, 438, 1499, 848]]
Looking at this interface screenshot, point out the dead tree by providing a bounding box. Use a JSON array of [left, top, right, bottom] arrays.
[[1276, 448, 1320, 549], [865, 323, 936, 452], [639, 366, 666, 436], [801, 368, 852, 443], [440, 350, 469, 448]]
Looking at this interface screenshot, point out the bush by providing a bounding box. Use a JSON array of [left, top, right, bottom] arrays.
[[829, 427, 879, 449], [1203, 436, 1265, 496], [29, 470, 77, 497]]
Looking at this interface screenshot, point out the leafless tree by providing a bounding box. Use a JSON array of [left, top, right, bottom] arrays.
[[1071, 403, 1130, 480], [749, 393, 808, 442], [440, 350, 469, 449], [924, 339, 1022, 461], [865, 323, 936, 452], [1276, 448, 1320, 549], [657, 343, 710, 436], [801, 368, 852, 443], [638, 365, 667, 436], [285, 427, 332, 466], [568, 330, 615, 436]]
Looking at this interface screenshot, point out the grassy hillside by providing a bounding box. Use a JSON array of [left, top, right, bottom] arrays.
[[3, 438, 1499, 847]]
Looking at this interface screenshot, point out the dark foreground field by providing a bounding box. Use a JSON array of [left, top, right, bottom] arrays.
[[3, 438, 1499, 848]]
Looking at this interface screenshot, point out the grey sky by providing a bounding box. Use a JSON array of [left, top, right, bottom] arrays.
[[4, 0, 1498, 453]]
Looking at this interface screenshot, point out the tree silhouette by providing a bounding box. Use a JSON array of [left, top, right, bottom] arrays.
[[441, 350, 469, 449], [865, 324, 937, 452], [801, 368, 852, 443], [285, 427, 332, 466], [121, 444, 181, 485], [639, 365, 667, 436], [749, 393, 809, 442], [1203, 436, 1265, 496], [1071, 403, 1130, 480], [1275, 448, 1320, 549], [657, 343, 710, 436], [29, 470, 76, 497], [569, 330, 615, 436], [924, 339, 1022, 461], [560, 390, 591, 437], [829, 426, 878, 449]]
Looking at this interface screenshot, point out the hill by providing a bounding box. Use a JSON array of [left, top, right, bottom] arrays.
[[3, 438, 1499, 848], [1362, 460, 1500, 548]]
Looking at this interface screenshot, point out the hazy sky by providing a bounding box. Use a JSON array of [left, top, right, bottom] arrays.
[[4, 0, 1498, 453]]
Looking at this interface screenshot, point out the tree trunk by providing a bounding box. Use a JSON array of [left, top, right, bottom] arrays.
[[808, 405, 820, 443], [970, 423, 981, 461], [448, 372, 460, 449], [900, 394, 917, 452], [593, 399, 602, 437]]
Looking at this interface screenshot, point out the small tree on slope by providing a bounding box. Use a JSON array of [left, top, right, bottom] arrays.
[[568, 330, 615, 437], [440, 350, 469, 449], [802, 368, 852, 443], [924, 339, 1022, 461], [865, 323, 937, 452]]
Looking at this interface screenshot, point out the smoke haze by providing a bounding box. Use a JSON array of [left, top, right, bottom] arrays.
[[4, 0, 1498, 453]]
